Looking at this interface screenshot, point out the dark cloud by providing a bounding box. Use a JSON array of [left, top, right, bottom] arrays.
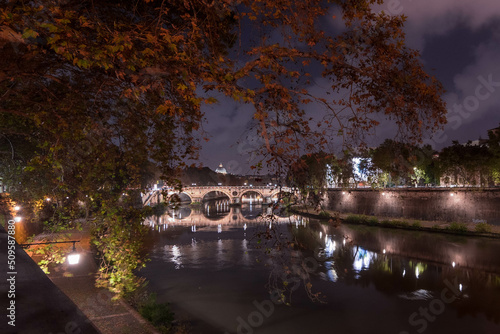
[[200, 1, 500, 172]]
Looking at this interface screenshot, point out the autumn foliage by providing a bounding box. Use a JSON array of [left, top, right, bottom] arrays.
[[0, 0, 447, 295]]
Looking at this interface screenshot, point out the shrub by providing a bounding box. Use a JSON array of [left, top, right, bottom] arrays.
[[345, 214, 378, 225], [475, 222, 492, 233], [447, 222, 468, 233], [139, 294, 175, 333], [345, 214, 364, 224], [412, 221, 422, 228], [318, 211, 331, 218]]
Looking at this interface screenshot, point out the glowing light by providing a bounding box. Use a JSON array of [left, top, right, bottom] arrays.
[[14, 206, 20, 211], [382, 192, 386, 196], [342, 191, 346, 195], [14, 216, 21, 222], [403, 270, 406, 277], [46, 198, 51, 202], [343, 238, 346, 246], [319, 231, 322, 238], [383, 249, 386, 254], [415, 267, 420, 279], [353, 248, 374, 272], [217, 224, 222, 233], [452, 262, 456, 268], [450, 193, 454, 197], [459, 284, 463, 292], [67, 253, 80, 265], [243, 223, 247, 231]]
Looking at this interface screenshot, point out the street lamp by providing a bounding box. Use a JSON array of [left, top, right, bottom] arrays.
[[21, 240, 81, 265]]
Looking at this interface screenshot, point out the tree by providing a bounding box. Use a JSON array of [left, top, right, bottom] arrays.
[[487, 125, 500, 185], [1, 0, 447, 295], [369, 140, 437, 187], [438, 141, 493, 187], [287, 151, 335, 208]]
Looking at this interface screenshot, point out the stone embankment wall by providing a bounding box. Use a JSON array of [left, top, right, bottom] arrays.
[[326, 188, 500, 225]]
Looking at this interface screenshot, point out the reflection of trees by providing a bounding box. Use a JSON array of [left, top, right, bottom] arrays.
[[251, 217, 325, 305], [289, 219, 500, 321]]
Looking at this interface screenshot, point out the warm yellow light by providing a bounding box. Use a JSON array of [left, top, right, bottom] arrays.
[[14, 216, 21, 222], [14, 206, 20, 211]]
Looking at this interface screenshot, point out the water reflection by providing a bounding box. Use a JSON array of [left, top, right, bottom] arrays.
[[142, 202, 500, 333], [144, 202, 303, 230]]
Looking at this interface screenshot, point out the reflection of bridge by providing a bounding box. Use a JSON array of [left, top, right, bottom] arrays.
[[144, 202, 305, 227], [143, 186, 294, 206]]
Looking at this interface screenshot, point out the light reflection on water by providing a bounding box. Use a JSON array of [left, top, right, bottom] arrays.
[[141, 202, 500, 334]]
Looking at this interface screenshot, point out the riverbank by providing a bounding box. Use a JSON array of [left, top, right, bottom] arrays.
[[291, 205, 500, 238], [0, 210, 161, 334]]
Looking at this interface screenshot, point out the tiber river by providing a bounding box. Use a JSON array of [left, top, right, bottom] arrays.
[[141, 199, 500, 334]]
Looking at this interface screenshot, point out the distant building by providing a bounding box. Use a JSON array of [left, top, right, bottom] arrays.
[[215, 163, 227, 175]]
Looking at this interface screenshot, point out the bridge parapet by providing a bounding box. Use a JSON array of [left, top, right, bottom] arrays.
[[142, 185, 295, 205]]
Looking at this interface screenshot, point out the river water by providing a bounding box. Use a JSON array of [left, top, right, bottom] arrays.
[[141, 200, 500, 334]]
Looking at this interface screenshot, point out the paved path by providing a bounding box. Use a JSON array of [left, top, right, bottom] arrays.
[[1, 218, 159, 334], [0, 223, 99, 334]]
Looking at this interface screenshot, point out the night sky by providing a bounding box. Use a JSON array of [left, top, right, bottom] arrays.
[[199, 0, 500, 175]]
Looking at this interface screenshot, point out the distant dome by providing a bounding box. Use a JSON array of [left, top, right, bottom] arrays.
[[215, 163, 227, 174]]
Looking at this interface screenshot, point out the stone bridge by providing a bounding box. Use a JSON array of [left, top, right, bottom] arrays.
[[143, 185, 294, 206]]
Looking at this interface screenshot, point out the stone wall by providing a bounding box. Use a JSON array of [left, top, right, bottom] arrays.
[[326, 188, 500, 225]]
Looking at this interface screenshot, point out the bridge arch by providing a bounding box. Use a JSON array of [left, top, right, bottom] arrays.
[[239, 189, 264, 198], [199, 189, 233, 202], [178, 192, 193, 203]]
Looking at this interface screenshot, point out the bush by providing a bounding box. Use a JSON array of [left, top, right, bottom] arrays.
[[389, 220, 409, 227], [446, 222, 468, 233], [475, 222, 492, 233], [139, 294, 175, 333], [345, 214, 364, 224], [345, 214, 378, 225], [380, 220, 393, 227], [318, 211, 331, 218], [412, 221, 422, 228]]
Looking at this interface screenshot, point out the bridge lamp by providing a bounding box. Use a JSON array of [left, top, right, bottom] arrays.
[[14, 216, 22, 222], [14, 205, 20, 211]]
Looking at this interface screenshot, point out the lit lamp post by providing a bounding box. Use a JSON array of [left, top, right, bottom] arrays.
[[21, 240, 81, 265]]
